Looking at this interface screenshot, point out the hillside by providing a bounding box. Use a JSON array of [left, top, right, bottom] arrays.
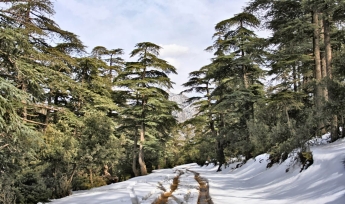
[[168, 91, 197, 123], [49, 137, 345, 204]]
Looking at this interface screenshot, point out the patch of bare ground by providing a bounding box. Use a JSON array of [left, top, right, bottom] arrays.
[[152, 170, 184, 204], [187, 170, 214, 204]]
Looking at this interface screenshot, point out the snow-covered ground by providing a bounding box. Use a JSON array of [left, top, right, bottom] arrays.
[[50, 137, 345, 204]]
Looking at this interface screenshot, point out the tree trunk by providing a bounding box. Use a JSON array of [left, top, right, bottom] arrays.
[[320, 49, 328, 102], [323, 16, 338, 142], [89, 168, 93, 187], [320, 18, 329, 101], [331, 115, 338, 142], [138, 50, 148, 176], [312, 10, 324, 135], [208, 83, 223, 171], [103, 164, 110, 177], [313, 11, 323, 106], [341, 116, 345, 138], [240, 20, 249, 89], [138, 121, 147, 175], [207, 82, 215, 132], [68, 163, 77, 185], [293, 66, 298, 92], [242, 61, 249, 89], [297, 66, 301, 91], [320, 52, 327, 135], [216, 139, 225, 172], [323, 18, 332, 79], [132, 129, 140, 177], [216, 113, 227, 172]]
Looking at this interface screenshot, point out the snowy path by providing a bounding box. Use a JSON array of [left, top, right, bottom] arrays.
[[50, 138, 345, 204], [50, 167, 201, 204]]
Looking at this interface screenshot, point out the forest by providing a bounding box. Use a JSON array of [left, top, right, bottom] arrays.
[[1, 0, 345, 203]]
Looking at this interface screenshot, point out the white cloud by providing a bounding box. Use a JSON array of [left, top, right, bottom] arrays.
[[163, 57, 180, 68], [160, 44, 189, 57], [53, 0, 248, 94]]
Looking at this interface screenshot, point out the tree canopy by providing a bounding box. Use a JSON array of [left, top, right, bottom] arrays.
[[1, 1, 345, 203]]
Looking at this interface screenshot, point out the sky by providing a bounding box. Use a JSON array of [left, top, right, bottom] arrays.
[[53, 0, 250, 94]]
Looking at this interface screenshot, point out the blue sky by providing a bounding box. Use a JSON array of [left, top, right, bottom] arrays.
[[53, 0, 249, 93]]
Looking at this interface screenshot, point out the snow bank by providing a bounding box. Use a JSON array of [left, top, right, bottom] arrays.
[[191, 138, 345, 204], [50, 139, 345, 204]]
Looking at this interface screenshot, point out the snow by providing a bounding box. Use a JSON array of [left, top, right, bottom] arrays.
[[50, 138, 345, 204]]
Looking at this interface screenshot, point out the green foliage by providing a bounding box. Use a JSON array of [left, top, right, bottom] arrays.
[[80, 112, 123, 168], [299, 151, 314, 172], [72, 172, 92, 191], [116, 42, 179, 175], [72, 172, 107, 190], [15, 171, 52, 204], [0, 1, 125, 201], [184, 11, 267, 168], [249, 103, 318, 167], [182, 0, 345, 170], [1, 0, 345, 202], [0, 182, 16, 204]]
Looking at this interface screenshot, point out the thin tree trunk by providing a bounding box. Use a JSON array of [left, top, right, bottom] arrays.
[[242, 59, 249, 89], [297, 66, 301, 92], [103, 164, 110, 177], [293, 66, 298, 92], [240, 19, 249, 89], [216, 114, 225, 171], [207, 82, 215, 132], [341, 116, 345, 138], [323, 16, 338, 142], [68, 163, 77, 185], [320, 50, 328, 101], [323, 18, 332, 79], [89, 169, 93, 187], [285, 106, 290, 127]]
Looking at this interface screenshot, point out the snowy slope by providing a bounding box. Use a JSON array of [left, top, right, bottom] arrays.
[[168, 91, 197, 123], [49, 138, 345, 204]]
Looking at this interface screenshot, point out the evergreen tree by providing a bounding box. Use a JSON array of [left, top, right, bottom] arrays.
[[181, 65, 217, 166], [116, 42, 179, 175], [91, 46, 125, 82], [209, 12, 265, 165]]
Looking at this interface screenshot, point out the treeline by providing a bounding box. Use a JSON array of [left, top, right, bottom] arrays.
[[1, 0, 345, 203], [181, 0, 345, 171], [0, 1, 183, 203]]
